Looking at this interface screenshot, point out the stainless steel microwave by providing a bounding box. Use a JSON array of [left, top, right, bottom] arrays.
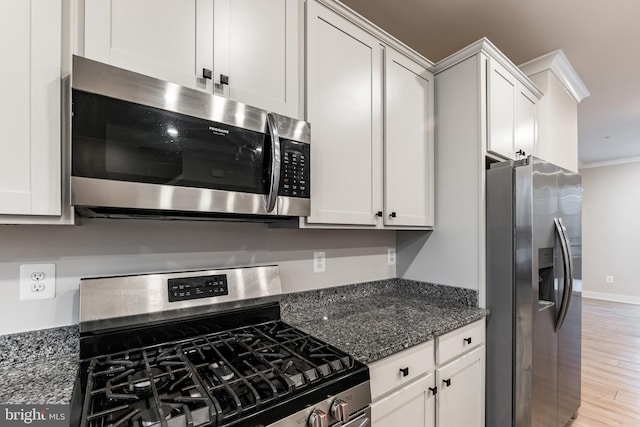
[[70, 56, 310, 221]]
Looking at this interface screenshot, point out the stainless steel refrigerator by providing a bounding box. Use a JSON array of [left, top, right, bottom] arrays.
[[486, 156, 582, 427]]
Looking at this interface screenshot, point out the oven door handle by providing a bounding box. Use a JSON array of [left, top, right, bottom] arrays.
[[342, 412, 370, 427], [265, 112, 281, 213]]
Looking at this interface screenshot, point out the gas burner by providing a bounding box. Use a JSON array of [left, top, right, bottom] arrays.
[[132, 367, 165, 390], [210, 362, 234, 381], [138, 404, 173, 427]]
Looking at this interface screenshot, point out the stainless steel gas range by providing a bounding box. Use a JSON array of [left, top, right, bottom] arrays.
[[70, 266, 371, 427]]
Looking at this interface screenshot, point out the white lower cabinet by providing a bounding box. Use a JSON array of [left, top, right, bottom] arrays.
[[435, 347, 485, 427], [369, 319, 485, 427], [371, 372, 436, 427]]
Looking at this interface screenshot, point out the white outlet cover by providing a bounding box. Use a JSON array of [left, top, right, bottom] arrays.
[[313, 252, 326, 273], [20, 264, 56, 300], [388, 248, 396, 265]]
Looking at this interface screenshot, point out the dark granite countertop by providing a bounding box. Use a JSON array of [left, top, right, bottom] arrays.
[[0, 326, 79, 404], [0, 278, 488, 404], [281, 279, 489, 364]]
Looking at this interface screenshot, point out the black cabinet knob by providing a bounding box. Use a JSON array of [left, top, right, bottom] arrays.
[[428, 386, 438, 395], [202, 68, 213, 80], [443, 378, 451, 387], [389, 212, 397, 218], [399, 367, 409, 377], [464, 337, 472, 344], [516, 149, 526, 157], [220, 74, 230, 85], [376, 211, 383, 217]]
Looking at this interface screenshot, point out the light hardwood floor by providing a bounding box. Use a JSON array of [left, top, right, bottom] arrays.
[[570, 298, 640, 426]]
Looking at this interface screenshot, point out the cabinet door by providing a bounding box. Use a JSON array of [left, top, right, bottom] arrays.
[[213, 0, 301, 118], [516, 86, 537, 158], [371, 373, 435, 427], [0, 0, 61, 216], [384, 48, 434, 227], [487, 58, 516, 160], [436, 346, 485, 427], [84, 0, 213, 91], [306, 1, 382, 226]]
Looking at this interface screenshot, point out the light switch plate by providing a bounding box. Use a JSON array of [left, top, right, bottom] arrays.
[[20, 264, 56, 300]]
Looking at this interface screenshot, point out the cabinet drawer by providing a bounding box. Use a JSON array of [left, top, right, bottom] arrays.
[[436, 319, 485, 365], [369, 340, 435, 400]]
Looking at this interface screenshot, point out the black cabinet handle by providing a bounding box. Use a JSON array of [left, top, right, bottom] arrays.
[[376, 211, 383, 217], [220, 74, 230, 85], [443, 378, 451, 387], [428, 386, 438, 395], [202, 68, 213, 80], [516, 149, 526, 157], [464, 337, 472, 344], [399, 367, 409, 377], [389, 212, 397, 218]]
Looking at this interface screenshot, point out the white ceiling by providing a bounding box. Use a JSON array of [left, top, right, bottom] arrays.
[[342, 0, 640, 165]]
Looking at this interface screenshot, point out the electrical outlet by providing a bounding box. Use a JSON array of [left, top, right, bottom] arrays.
[[20, 264, 56, 300], [313, 252, 326, 273], [388, 248, 396, 265], [606, 275, 614, 284]]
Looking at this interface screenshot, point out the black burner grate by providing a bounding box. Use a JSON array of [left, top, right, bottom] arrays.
[[80, 321, 355, 427]]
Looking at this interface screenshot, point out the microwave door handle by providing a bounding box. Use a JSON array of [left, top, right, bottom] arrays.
[[265, 112, 281, 213]]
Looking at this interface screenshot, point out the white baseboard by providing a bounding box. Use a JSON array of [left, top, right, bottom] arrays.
[[582, 291, 640, 305]]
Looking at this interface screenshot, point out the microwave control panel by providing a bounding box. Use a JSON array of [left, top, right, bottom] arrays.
[[280, 140, 310, 198], [168, 274, 229, 302]]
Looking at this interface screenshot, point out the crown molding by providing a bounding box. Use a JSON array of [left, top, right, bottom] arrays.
[[519, 50, 590, 103], [579, 155, 640, 169], [315, 0, 434, 70], [433, 37, 542, 99]]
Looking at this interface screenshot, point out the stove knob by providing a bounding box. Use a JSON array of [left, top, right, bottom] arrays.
[[307, 409, 328, 427], [330, 399, 349, 423]]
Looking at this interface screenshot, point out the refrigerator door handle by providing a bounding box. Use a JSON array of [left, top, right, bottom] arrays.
[[559, 216, 575, 305], [554, 217, 573, 331]]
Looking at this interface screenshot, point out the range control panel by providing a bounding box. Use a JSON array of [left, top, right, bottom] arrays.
[[279, 140, 310, 198], [168, 274, 229, 302]]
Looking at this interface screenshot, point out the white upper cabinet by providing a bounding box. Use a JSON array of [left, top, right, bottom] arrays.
[[213, 0, 301, 118], [0, 0, 62, 217], [84, 0, 210, 90], [487, 57, 537, 160], [516, 86, 537, 158], [304, 0, 434, 229], [384, 48, 434, 227], [305, 1, 382, 226], [487, 59, 516, 159], [83, 0, 301, 117], [519, 50, 590, 173]]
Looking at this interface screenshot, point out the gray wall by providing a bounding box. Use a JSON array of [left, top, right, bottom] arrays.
[[0, 219, 395, 335], [581, 161, 640, 303]]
